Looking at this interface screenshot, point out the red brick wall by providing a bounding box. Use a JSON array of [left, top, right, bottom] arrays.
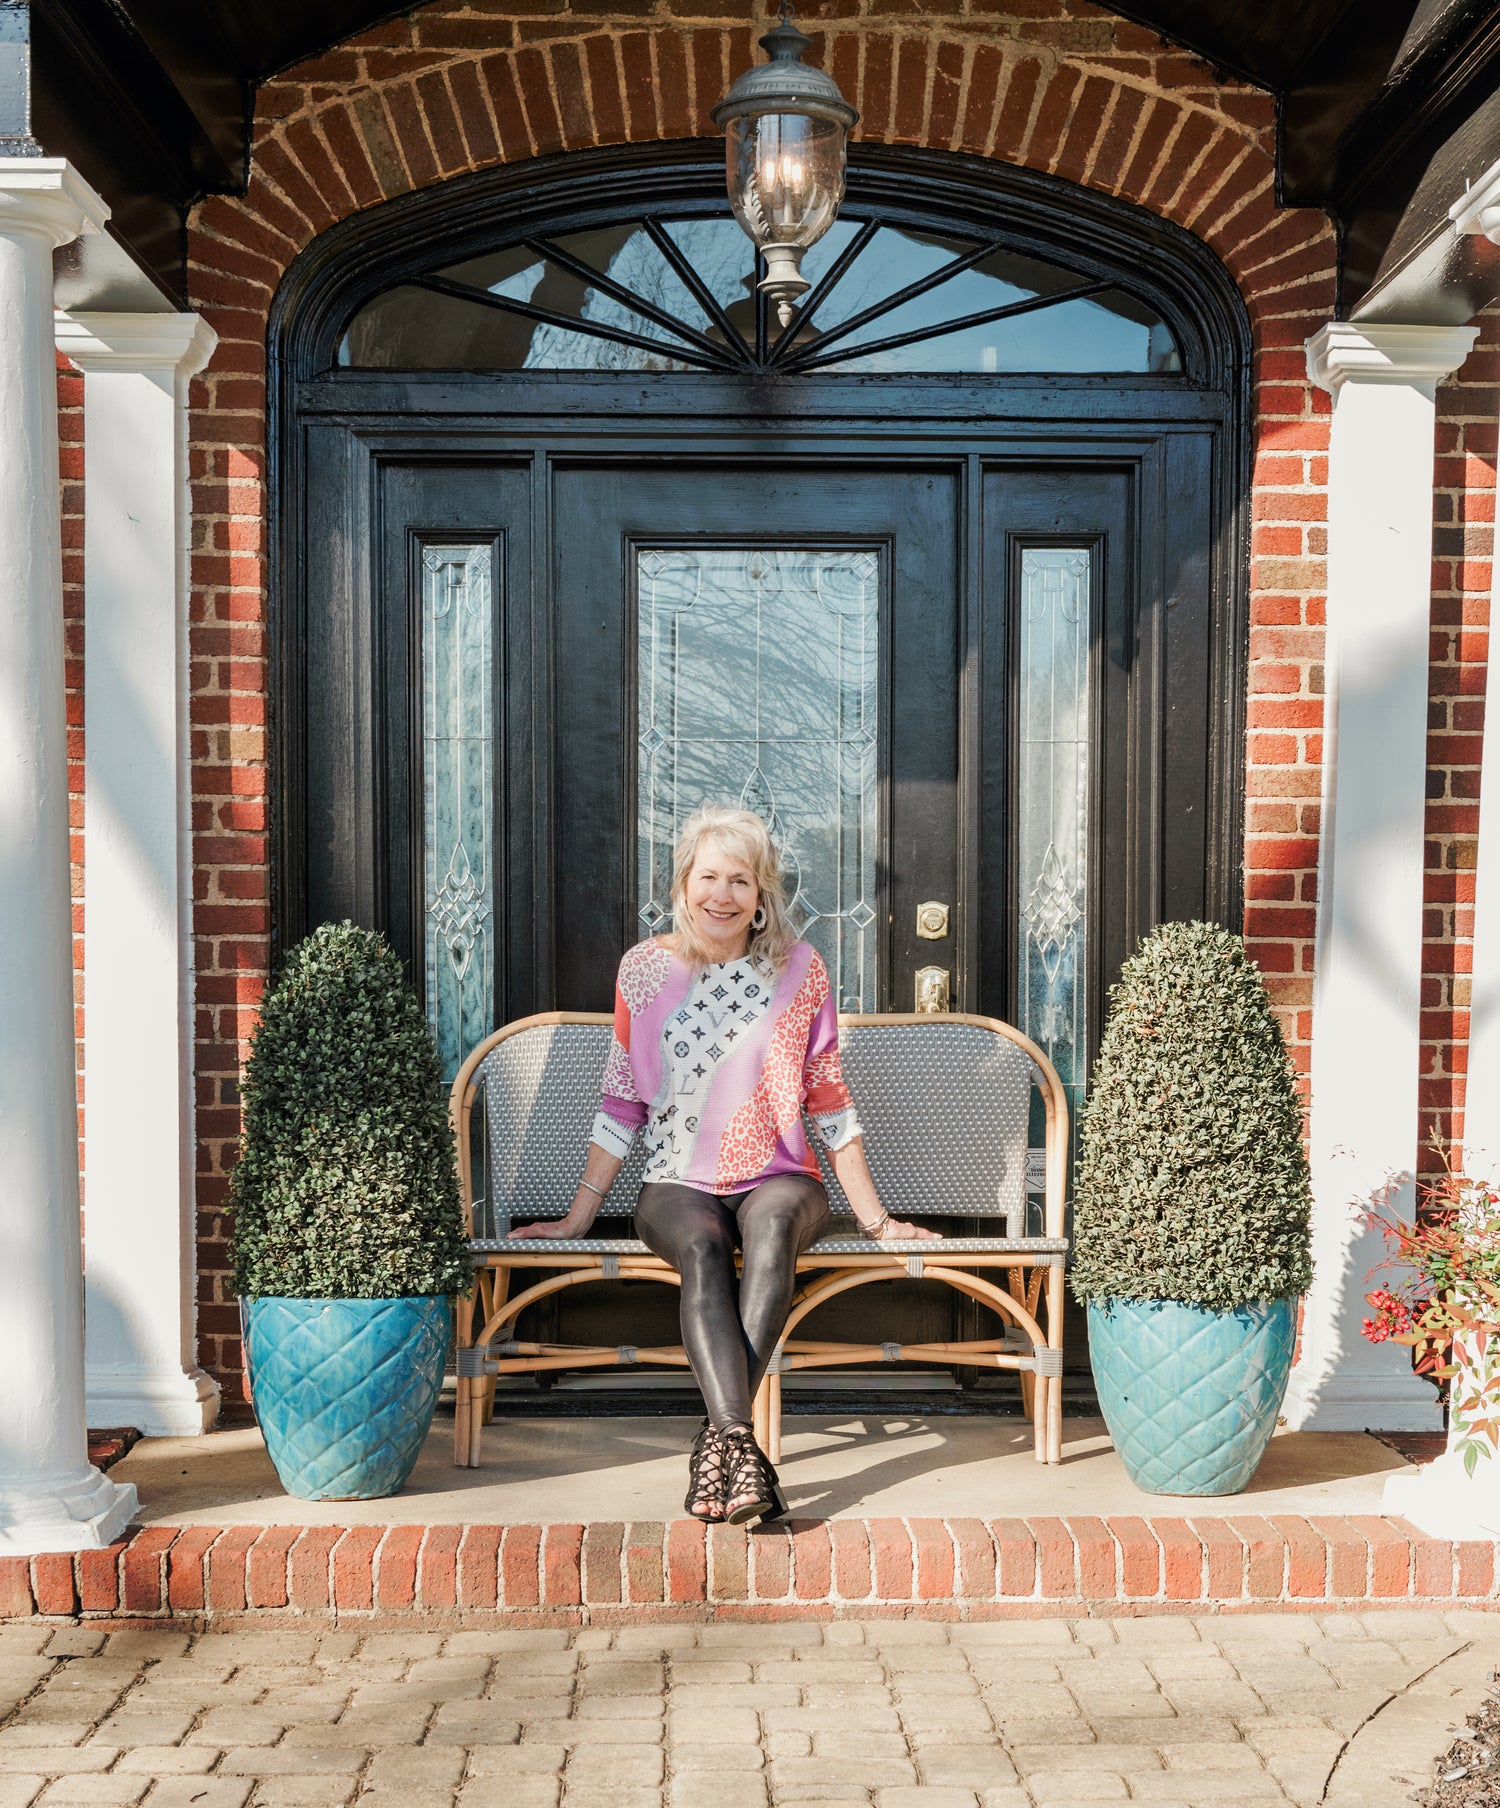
[[59, 352, 86, 1188], [1425, 306, 1500, 1177], [182, 0, 1343, 1399]]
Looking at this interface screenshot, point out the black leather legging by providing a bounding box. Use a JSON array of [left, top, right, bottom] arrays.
[[634, 1174, 830, 1433]]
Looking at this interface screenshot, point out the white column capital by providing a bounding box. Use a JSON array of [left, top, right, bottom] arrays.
[[1449, 157, 1500, 243], [56, 311, 217, 381], [0, 157, 109, 249], [1306, 321, 1478, 395]]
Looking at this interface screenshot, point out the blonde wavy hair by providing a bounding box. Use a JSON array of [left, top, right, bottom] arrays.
[[668, 804, 797, 972]]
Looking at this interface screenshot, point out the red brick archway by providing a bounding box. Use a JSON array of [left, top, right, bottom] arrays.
[[183, 0, 1339, 1398]]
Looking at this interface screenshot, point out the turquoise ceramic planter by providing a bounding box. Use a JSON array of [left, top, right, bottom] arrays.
[[243, 1296, 449, 1501], [1087, 1295, 1297, 1496]]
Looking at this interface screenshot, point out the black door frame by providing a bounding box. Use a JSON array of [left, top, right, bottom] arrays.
[[269, 140, 1253, 1035]]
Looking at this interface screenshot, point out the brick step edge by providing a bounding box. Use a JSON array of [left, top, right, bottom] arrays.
[[3, 1515, 1498, 1622]]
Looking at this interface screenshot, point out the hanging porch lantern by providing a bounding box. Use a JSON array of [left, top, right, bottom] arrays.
[[711, 3, 859, 328]]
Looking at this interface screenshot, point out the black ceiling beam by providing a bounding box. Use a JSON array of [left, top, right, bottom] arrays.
[[1280, 0, 1500, 310], [29, 0, 243, 304], [1095, 0, 1360, 94]]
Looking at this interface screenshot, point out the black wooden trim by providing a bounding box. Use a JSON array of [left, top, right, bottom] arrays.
[[766, 217, 880, 369], [524, 232, 730, 363], [787, 281, 1114, 374], [780, 238, 1001, 365], [411, 270, 729, 372]]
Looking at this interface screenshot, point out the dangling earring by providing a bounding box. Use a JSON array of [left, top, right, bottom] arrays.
[[751, 905, 767, 930]]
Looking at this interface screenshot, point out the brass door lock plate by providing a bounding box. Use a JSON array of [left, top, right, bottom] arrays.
[[916, 901, 949, 940], [915, 966, 951, 1013]]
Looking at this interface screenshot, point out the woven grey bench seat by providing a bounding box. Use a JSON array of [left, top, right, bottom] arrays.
[[468, 1234, 1070, 1259], [450, 1009, 1070, 1468]]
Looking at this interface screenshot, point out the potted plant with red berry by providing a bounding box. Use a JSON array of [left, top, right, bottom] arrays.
[[1364, 1149, 1500, 1483]]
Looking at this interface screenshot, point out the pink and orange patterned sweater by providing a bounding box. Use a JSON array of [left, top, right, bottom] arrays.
[[589, 938, 862, 1194]]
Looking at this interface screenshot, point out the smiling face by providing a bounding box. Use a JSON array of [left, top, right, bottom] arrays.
[[682, 838, 760, 961]]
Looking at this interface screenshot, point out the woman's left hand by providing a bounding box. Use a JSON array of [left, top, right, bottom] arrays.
[[873, 1215, 939, 1241]]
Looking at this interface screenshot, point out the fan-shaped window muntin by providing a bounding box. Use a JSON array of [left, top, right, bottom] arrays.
[[338, 211, 1182, 377]]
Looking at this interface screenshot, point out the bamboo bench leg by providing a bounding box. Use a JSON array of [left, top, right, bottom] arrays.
[[1011, 1271, 1037, 1423], [453, 1287, 475, 1467], [468, 1371, 486, 1467], [1046, 1265, 1065, 1465], [481, 1269, 510, 1427], [752, 1371, 773, 1456], [768, 1370, 783, 1466]]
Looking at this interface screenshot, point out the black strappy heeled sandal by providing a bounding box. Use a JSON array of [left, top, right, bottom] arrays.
[[719, 1426, 788, 1527], [685, 1418, 727, 1521]]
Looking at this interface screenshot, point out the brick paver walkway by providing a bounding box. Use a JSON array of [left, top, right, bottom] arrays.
[[0, 1614, 1495, 1808]]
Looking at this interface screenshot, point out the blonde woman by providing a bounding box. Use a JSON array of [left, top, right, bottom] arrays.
[[509, 804, 934, 1524]]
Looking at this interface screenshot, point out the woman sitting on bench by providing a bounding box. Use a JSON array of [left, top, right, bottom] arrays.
[[508, 803, 934, 1526]]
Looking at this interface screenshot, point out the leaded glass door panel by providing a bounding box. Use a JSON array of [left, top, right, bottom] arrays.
[[551, 463, 962, 1017], [636, 546, 880, 1011]]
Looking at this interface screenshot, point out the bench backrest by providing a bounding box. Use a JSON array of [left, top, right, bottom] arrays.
[[455, 1011, 1064, 1240]]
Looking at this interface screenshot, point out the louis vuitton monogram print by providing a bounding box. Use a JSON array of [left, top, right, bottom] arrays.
[[589, 938, 861, 1194]]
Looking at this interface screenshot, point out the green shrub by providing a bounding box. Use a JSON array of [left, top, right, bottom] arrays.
[[231, 922, 472, 1300], [1071, 920, 1313, 1311]]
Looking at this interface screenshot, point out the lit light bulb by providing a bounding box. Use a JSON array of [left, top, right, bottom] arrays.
[[712, 3, 859, 334]]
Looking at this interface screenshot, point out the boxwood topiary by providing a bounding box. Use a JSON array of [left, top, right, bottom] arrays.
[[231, 921, 472, 1300], [1071, 920, 1313, 1312]]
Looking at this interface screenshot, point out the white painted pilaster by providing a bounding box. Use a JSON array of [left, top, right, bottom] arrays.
[[54, 311, 220, 1437], [1378, 173, 1500, 1534], [0, 159, 138, 1553], [1282, 321, 1478, 1433]]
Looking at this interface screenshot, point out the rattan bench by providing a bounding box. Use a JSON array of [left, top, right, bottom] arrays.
[[450, 1011, 1069, 1469]]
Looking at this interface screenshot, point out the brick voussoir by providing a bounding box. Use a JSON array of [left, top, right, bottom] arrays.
[[6, 1516, 1497, 1623]]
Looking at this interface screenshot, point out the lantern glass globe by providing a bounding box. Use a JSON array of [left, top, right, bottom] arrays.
[[712, 8, 858, 328], [726, 111, 845, 255]]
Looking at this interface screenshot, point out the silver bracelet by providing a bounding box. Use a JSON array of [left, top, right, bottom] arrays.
[[577, 1179, 606, 1200], [860, 1207, 892, 1239]]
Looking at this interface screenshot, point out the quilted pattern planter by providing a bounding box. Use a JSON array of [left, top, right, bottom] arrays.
[[243, 1296, 449, 1501], [1087, 1295, 1297, 1497]]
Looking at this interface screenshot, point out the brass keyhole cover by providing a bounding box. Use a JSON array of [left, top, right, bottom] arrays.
[[916, 901, 950, 940]]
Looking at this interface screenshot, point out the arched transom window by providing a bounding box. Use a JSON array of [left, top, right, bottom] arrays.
[[339, 210, 1182, 375]]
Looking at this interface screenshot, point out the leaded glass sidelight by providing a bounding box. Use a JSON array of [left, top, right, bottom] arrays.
[[422, 544, 495, 1083], [1017, 548, 1091, 1174], [637, 548, 879, 1009]]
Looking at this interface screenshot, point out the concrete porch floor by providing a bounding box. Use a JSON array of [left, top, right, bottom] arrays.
[[112, 1411, 1413, 1527]]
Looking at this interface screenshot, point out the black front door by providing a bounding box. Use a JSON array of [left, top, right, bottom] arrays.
[[549, 462, 960, 1017], [360, 451, 1173, 1041], [356, 445, 1172, 1381]]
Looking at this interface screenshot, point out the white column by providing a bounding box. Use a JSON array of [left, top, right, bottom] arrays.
[[54, 312, 220, 1437], [0, 160, 137, 1553], [1380, 172, 1500, 1534], [1282, 321, 1478, 1433]]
